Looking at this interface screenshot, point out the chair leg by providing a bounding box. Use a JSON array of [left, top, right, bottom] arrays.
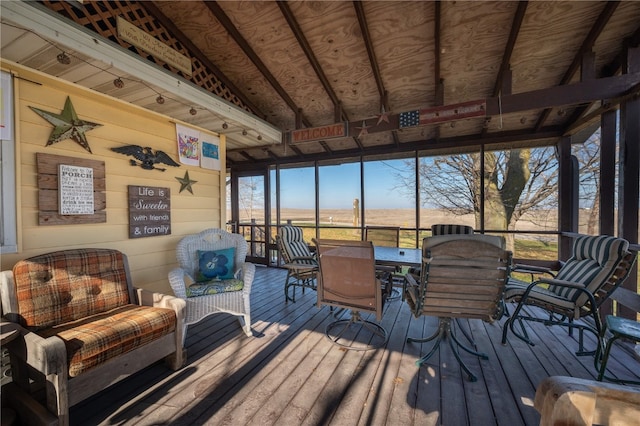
[[409, 317, 487, 382], [501, 302, 535, 347], [325, 310, 388, 351], [240, 314, 252, 337]]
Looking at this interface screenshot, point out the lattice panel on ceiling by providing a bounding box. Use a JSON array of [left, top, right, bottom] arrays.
[[41, 0, 252, 114]]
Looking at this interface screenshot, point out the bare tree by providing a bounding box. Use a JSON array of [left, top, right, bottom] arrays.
[[572, 129, 602, 234], [393, 146, 559, 250]]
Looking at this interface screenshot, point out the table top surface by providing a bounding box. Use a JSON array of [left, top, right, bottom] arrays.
[[373, 246, 422, 267]]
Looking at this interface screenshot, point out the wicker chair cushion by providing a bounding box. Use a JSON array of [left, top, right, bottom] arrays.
[[186, 279, 244, 297], [12, 249, 130, 329], [195, 248, 235, 282], [37, 304, 176, 377]]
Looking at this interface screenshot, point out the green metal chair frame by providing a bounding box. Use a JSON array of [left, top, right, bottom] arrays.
[[501, 235, 635, 358]]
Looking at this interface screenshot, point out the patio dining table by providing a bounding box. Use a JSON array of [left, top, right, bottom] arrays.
[[373, 246, 421, 269]]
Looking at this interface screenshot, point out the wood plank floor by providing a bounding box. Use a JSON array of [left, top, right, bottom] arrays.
[[70, 266, 640, 426]]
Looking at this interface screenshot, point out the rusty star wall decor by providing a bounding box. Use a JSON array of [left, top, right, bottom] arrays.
[[176, 171, 197, 194], [29, 96, 102, 153]]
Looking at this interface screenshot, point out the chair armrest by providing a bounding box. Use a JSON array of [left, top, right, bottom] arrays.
[[136, 287, 186, 313], [513, 263, 556, 277], [168, 268, 192, 299], [6, 324, 67, 376], [290, 256, 318, 264], [536, 278, 586, 289], [238, 262, 256, 295]]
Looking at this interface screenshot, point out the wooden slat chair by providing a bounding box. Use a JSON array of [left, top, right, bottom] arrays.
[[276, 225, 318, 303], [404, 235, 511, 381], [407, 224, 475, 276], [314, 239, 391, 351], [365, 226, 403, 299], [501, 234, 635, 357]]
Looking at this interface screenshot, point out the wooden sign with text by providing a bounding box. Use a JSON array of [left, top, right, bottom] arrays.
[[128, 185, 171, 238]]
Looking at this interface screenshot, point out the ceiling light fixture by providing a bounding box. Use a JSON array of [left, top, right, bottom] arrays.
[[156, 94, 165, 104], [242, 129, 248, 136], [257, 135, 262, 141], [56, 52, 71, 65], [189, 107, 197, 116], [222, 122, 229, 130], [113, 78, 124, 88]]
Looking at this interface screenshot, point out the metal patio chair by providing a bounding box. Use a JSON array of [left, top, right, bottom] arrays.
[[501, 234, 635, 357], [314, 238, 391, 351], [404, 234, 511, 381], [276, 225, 318, 302]]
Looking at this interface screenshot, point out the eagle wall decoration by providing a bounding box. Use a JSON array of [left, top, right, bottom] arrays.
[[111, 145, 180, 171]]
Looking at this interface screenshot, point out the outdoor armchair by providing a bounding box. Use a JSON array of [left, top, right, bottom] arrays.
[[276, 225, 318, 302], [314, 239, 391, 350], [168, 228, 255, 340], [431, 224, 474, 236], [365, 225, 403, 299], [501, 234, 635, 357], [0, 248, 185, 425], [404, 234, 511, 381]]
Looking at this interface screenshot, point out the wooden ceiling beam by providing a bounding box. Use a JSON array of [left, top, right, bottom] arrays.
[[277, 1, 343, 121], [143, 1, 264, 118], [353, 1, 399, 146], [230, 127, 563, 171], [535, 1, 620, 131], [492, 1, 527, 98], [204, 1, 311, 128], [482, 0, 527, 137], [433, 1, 443, 141], [486, 73, 638, 114]]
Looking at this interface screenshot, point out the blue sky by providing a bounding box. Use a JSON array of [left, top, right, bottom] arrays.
[[278, 160, 415, 209]]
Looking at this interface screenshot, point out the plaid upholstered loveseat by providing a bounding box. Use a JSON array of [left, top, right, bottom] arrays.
[[0, 248, 186, 426]]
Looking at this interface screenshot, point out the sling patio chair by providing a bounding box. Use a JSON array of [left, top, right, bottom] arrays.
[[501, 234, 636, 358], [276, 225, 318, 303], [404, 234, 511, 381], [365, 225, 403, 300], [313, 238, 391, 351]]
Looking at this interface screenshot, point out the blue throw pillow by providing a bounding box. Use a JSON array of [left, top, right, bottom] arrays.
[[195, 248, 235, 282]]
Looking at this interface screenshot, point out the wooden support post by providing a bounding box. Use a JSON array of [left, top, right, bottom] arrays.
[[618, 46, 639, 320]]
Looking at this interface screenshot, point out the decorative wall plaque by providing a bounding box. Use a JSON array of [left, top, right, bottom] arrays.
[[37, 153, 106, 225], [58, 164, 94, 215], [128, 185, 171, 238]]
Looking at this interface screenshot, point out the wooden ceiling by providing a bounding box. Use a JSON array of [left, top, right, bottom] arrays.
[[3, 1, 640, 170]]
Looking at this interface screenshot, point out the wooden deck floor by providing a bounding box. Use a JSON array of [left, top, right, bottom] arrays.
[[70, 267, 640, 426]]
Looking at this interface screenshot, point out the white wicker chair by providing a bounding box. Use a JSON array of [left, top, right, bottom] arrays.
[[168, 229, 255, 340]]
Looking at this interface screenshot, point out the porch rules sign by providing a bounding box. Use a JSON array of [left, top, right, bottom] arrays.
[[128, 185, 171, 238]]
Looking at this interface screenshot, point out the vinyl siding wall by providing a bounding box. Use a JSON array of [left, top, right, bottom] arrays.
[[1, 61, 226, 294]]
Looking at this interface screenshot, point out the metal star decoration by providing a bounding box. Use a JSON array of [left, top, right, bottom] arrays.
[[356, 120, 370, 138], [376, 112, 391, 126], [176, 171, 197, 194], [29, 97, 102, 153]]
